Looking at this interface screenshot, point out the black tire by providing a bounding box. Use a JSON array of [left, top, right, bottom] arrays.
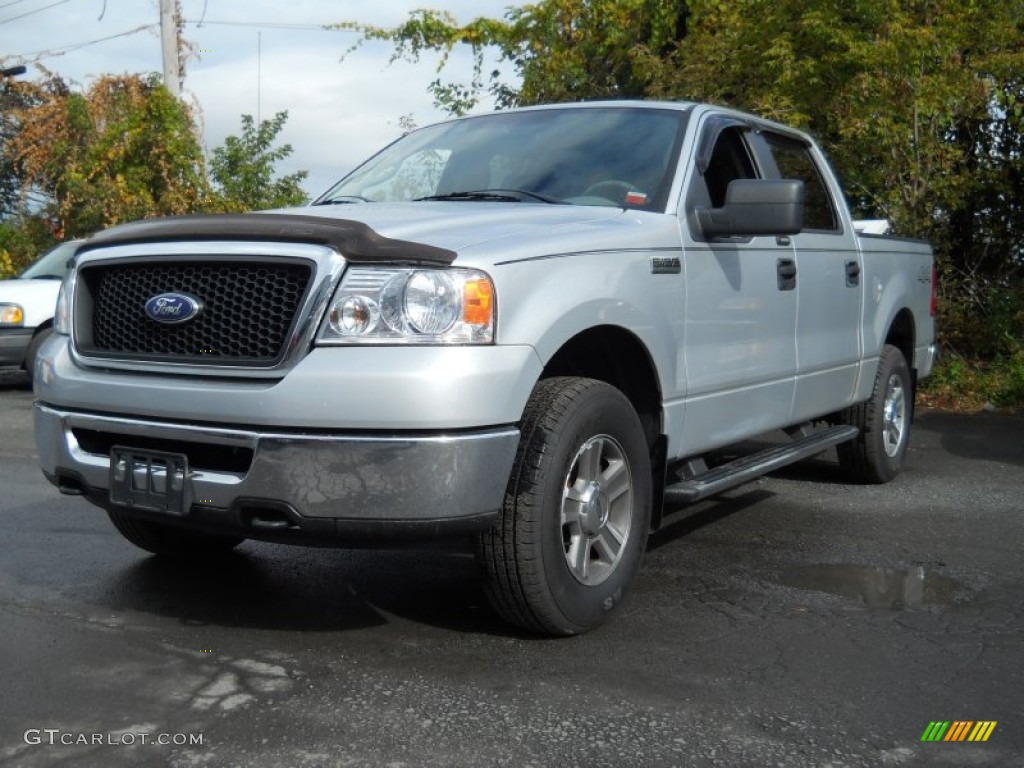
[[836, 344, 913, 483], [107, 509, 244, 556], [477, 377, 652, 635], [24, 326, 53, 386]]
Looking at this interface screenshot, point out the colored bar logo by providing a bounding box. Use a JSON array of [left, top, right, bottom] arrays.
[[921, 721, 997, 742]]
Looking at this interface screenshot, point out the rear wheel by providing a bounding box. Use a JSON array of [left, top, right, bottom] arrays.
[[107, 509, 244, 556], [836, 344, 912, 483], [477, 377, 652, 635]]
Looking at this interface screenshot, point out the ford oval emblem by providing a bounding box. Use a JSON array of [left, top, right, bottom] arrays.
[[144, 293, 203, 324]]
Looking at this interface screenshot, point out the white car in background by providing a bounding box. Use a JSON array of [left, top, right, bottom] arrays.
[[0, 240, 81, 383]]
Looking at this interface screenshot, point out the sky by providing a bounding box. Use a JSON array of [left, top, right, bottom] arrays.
[[1, 0, 521, 197]]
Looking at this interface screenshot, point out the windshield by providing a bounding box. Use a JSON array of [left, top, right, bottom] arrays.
[[19, 241, 80, 280], [316, 107, 689, 210]]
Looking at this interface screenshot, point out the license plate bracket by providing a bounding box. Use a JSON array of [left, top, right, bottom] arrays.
[[109, 446, 190, 516]]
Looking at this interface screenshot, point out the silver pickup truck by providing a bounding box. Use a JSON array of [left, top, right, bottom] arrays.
[[34, 101, 936, 635]]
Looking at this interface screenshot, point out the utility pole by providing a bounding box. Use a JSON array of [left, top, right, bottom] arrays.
[[160, 0, 181, 98]]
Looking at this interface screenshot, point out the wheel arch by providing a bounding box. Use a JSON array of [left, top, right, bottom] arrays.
[[885, 309, 915, 371], [540, 325, 668, 530], [541, 325, 663, 446]]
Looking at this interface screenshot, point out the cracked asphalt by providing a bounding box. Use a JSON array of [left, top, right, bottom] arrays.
[[0, 369, 1021, 767]]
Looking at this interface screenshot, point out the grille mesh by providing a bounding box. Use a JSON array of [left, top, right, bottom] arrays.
[[82, 261, 312, 364]]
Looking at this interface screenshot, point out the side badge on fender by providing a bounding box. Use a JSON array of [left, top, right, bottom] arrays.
[[650, 256, 681, 275]]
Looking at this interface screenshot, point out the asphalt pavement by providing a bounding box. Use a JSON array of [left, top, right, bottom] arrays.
[[0, 369, 1021, 767]]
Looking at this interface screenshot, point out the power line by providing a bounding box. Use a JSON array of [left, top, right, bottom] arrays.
[[10, 24, 156, 61], [6, 12, 355, 67], [182, 19, 344, 32], [0, 0, 73, 25], [0, 0, 33, 11]]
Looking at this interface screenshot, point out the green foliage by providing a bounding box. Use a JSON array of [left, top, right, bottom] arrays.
[[0, 77, 43, 220], [922, 348, 1024, 411], [939, 279, 1024, 361], [208, 112, 309, 212], [7, 73, 211, 237], [0, 216, 56, 277], [333, 2, 686, 115], [1002, 354, 1024, 408], [1, 75, 310, 271]]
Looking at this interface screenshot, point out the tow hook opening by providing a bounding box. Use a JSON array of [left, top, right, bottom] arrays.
[[239, 501, 302, 532], [56, 474, 87, 496]]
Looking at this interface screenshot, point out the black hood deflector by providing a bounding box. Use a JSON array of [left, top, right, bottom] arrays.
[[76, 213, 457, 265]]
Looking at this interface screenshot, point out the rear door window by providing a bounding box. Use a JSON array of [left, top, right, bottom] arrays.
[[761, 133, 840, 232]]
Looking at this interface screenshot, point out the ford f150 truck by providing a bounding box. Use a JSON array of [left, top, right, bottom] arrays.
[[34, 101, 936, 635]]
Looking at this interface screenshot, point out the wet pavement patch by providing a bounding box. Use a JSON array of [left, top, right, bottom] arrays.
[[777, 564, 963, 609]]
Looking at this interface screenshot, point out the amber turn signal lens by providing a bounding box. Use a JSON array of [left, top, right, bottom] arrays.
[[463, 278, 493, 326], [0, 304, 24, 326]]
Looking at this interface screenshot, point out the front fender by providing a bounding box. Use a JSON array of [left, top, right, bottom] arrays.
[[493, 250, 682, 399]]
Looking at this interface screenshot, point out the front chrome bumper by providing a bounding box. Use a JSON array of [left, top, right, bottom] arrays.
[[35, 404, 519, 538]]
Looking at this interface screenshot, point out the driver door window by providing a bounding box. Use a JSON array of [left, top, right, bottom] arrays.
[[702, 127, 758, 207]]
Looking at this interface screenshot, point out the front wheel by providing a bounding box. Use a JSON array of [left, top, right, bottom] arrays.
[[477, 377, 652, 635], [836, 344, 913, 483]]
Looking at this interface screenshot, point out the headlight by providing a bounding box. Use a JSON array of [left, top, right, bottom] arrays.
[[0, 304, 24, 326], [318, 267, 494, 345], [53, 275, 71, 335]]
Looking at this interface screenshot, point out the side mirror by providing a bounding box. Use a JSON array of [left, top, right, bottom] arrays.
[[696, 179, 804, 239]]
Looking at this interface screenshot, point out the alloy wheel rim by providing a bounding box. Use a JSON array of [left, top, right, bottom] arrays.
[[882, 373, 906, 457], [560, 434, 633, 586]]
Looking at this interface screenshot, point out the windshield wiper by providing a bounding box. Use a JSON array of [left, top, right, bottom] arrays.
[[312, 195, 374, 205], [415, 189, 566, 205]]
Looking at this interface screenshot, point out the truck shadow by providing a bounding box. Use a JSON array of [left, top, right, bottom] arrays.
[[650, 488, 775, 550], [97, 542, 518, 636], [764, 456, 853, 484], [97, 484, 812, 637], [917, 409, 1024, 468], [648, 447, 860, 550], [92, 455, 863, 637]]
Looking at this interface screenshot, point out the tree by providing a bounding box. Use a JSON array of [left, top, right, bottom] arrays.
[[6, 73, 210, 238], [0, 73, 52, 276], [0, 215, 56, 278], [333, 1, 687, 115], [0, 75, 43, 221], [208, 112, 308, 211], [658, 1, 1004, 233]]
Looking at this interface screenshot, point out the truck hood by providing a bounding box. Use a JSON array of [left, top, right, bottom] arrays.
[[0, 278, 61, 327], [273, 202, 627, 254]]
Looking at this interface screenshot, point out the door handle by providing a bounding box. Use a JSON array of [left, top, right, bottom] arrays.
[[777, 258, 797, 291], [845, 260, 861, 287]]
